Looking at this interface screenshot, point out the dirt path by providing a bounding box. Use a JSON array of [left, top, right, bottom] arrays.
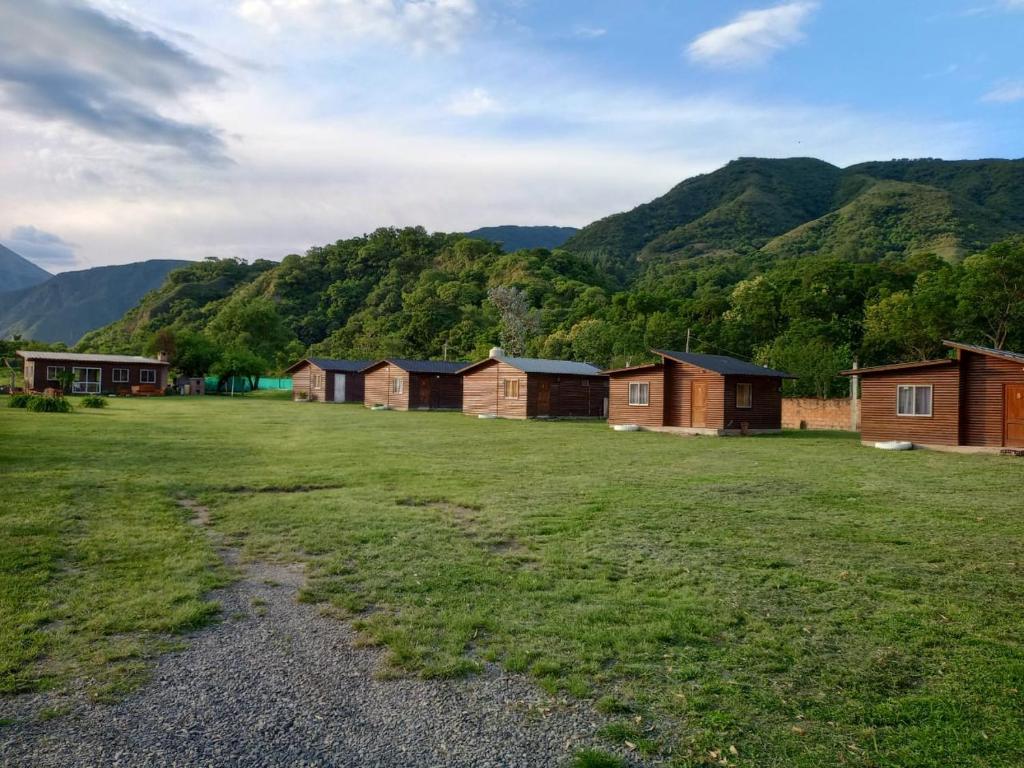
[[1, 501, 634, 767]]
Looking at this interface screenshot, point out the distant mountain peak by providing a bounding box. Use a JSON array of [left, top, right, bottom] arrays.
[[465, 225, 579, 253], [0, 243, 52, 294]]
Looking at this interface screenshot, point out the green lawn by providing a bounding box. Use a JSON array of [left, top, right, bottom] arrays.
[[2, 396, 1022, 766]]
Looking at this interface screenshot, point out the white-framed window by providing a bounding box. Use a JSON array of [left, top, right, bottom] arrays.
[[72, 367, 101, 394], [140, 369, 157, 384], [736, 382, 753, 409], [46, 366, 64, 381], [897, 384, 932, 417], [392, 377, 404, 394], [503, 379, 521, 398], [112, 368, 130, 383], [628, 381, 650, 406]]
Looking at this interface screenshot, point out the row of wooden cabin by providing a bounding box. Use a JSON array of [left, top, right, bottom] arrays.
[[285, 348, 791, 430]]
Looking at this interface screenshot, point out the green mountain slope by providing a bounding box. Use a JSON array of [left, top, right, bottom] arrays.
[[563, 157, 1024, 270], [0, 244, 52, 294], [1, 260, 190, 344], [465, 226, 579, 253]]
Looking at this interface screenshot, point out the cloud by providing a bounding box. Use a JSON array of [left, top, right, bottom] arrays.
[[0, 0, 227, 163], [236, 0, 477, 52], [982, 80, 1024, 102], [6, 225, 77, 269], [447, 87, 500, 117], [688, 2, 819, 68], [572, 26, 607, 39]]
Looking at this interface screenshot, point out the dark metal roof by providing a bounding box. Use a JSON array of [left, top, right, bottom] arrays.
[[17, 350, 169, 365], [654, 349, 793, 378], [943, 340, 1024, 366], [367, 358, 468, 375], [601, 362, 663, 375], [460, 355, 604, 376], [285, 357, 373, 374]]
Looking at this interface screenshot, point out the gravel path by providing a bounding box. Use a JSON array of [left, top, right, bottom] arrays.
[[1, 507, 637, 768]]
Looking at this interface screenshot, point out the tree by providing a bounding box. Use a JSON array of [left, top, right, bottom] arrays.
[[957, 238, 1024, 350], [207, 297, 294, 389], [211, 347, 268, 393], [53, 368, 76, 394], [173, 331, 222, 378], [487, 286, 540, 356], [756, 333, 851, 399]]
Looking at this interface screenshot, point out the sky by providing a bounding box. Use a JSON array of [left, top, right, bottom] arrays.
[[0, 0, 1021, 273]]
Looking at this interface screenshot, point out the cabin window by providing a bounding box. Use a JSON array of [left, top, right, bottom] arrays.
[[503, 379, 520, 398], [112, 368, 129, 383], [313, 373, 323, 388], [897, 384, 932, 417], [736, 383, 753, 409], [140, 369, 157, 385], [72, 367, 101, 394], [392, 377, 404, 394], [46, 366, 64, 381], [628, 382, 650, 406]]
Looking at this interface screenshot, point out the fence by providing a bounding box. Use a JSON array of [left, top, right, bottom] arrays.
[[203, 376, 293, 393], [782, 397, 859, 431]]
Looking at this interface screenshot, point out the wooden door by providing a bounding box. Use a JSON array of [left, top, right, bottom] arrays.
[[418, 376, 431, 409], [334, 374, 346, 402], [691, 381, 708, 427], [1005, 384, 1024, 447], [536, 379, 551, 417]]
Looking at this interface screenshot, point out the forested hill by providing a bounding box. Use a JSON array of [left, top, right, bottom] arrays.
[[77, 157, 1024, 396]]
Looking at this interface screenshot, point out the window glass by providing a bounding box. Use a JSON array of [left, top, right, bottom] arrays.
[[915, 386, 932, 416], [897, 385, 932, 416], [628, 382, 649, 406], [736, 383, 753, 408], [140, 369, 156, 384]]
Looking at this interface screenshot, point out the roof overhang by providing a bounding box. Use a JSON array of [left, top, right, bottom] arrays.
[[943, 339, 1024, 366], [601, 362, 663, 375], [840, 358, 955, 376]]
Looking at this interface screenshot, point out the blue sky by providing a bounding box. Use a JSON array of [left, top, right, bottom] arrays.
[[0, 0, 1021, 271]]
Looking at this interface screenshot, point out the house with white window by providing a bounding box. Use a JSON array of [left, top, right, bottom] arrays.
[[604, 349, 793, 435], [17, 350, 170, 395]]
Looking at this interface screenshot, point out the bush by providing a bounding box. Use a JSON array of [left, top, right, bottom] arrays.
[[80, 395, 108, 409], [7, 393, 32, 408], [26, 395, 72, 413]]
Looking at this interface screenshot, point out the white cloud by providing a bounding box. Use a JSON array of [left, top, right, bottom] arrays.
[[688, 2, 819, 68], [236, 0, 476, 52], [982, 80, 1024, 102], [572, 26, 607, 39], [446, 87, 500, 116]]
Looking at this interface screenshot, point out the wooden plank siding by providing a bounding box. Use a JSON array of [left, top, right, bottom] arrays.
[[722, 375, 784, 431], [462, 360, 528, 418], [291, 362, 365, 402], [858, 365, 961, 445], [291, 363, 313, 400], [664, 359, 725, 429], [607, 366, 665, 426], [959, 351, 1024, 447], [364, 363, 409, 410], [408, 373, 463, 410], [525, 373, 608, 418]]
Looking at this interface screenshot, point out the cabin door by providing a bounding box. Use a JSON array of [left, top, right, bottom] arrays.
[[419, 376, 431, 409], [536, 379, 551, 417], [1005, 385, 1024, 447], [691, 381, 708, 428], [333, 374, 346, 402]]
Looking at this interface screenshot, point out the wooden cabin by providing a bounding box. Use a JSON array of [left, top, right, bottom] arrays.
[[460, 349, 609, 419], [362, 358, 465, 411], [842, 340, 1024, 450], [605, 349, 793, 435], [285, 358, 371, 403], [17, 350, 169, 395]]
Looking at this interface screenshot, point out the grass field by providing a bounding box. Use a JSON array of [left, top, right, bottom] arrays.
[[2, 396, 1022, 767]]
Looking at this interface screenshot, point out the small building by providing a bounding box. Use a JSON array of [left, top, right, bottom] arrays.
[[605, 349, 793, 435], [17, 350, 170, 395], [842, 340, 1024, 450], [174, 375, 206, 396], [285, 358, 371, 403], [460, 348, 608, 419], [362, 358, 466, 411]]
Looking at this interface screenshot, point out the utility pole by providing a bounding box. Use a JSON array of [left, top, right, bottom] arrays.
[[850, 359, 860, 432], [685, 328, 691, 353], [442, 341, 450, 361]]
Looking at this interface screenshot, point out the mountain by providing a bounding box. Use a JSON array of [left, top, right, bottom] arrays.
[[562, 157, 1024, 271], [0, 244, 52, 294], [465, 226, 579, 253], [0, 259, 190, 344], [78, 157, 1024, 382]]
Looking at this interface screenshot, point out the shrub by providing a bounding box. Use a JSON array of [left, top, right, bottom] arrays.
[[7, 394, 32, 408], [80, 395, 108, 409], [26, 395, 72, 413]]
